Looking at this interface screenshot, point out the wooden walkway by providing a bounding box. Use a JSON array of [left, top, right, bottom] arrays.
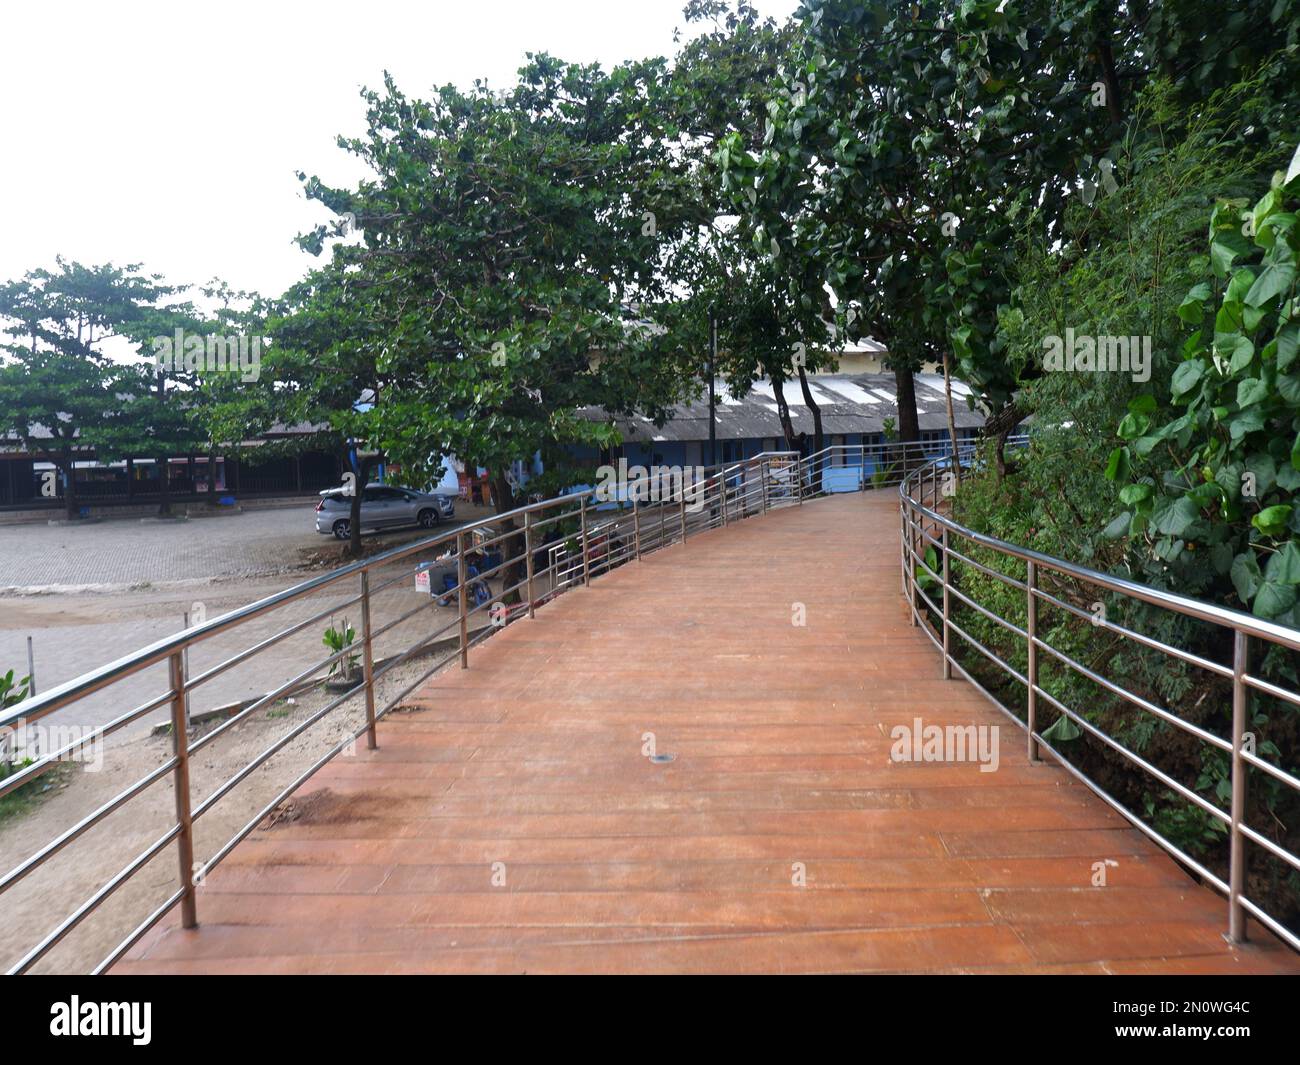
[[118, 492, 1298, 973]]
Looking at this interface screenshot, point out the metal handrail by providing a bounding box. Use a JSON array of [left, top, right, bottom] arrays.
[[896, 453, 1300, 953], [1, 433, 1041, 973], [0, 448, 808, 974]]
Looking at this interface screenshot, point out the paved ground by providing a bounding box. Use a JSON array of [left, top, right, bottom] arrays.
[[118, 492, 1299, 974], [0, 502, 491, 735], [0, 504, 402, 591]]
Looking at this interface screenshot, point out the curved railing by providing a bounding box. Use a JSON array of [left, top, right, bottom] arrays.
[[1, 447, 826, 974], [898, 458, 1300, 952], [0, 433, 1015, 974]]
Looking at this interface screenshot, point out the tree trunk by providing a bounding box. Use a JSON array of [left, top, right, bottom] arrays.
[[158, 455, 172, 517], [985, 402, 1026, 480], [347, 484, 363, 556], [345, 454, 375, 558], [772, 378, 798, 450], [155, 375, 171, 517], [796, 364, 826, 491], [893, 364, 921, 442], [61, 454, 77, 521], [1097, 36, 1124, 126], [890, 363, 923, 483], [942, 350, 961, 489], [491, 471, 526, 606]]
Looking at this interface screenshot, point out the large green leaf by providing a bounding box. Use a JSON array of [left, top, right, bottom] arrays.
[[1254, 581, 1297, 619], [1264, 542, 1300, 585], [1154, 496, 1200, 537], [1177, 282, 1212, 323], [1041, 714, 1081, 743], [1252, 505, 1295, 538], [1117, 411, 1152, 439], [1231, 551, 1262, 602], [1236, 377, 1269, 407], [1211, 229, 1252, 277], [1245, 260, 1297, 307], [1277, 322, 1299, 371], [1171, 360, 1204, 397]]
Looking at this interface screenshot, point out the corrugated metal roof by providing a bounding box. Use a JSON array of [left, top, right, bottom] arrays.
[[584, 373, 982, 443]]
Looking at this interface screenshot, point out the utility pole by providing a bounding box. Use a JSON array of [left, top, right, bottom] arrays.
[[707, 305, 718, 467]]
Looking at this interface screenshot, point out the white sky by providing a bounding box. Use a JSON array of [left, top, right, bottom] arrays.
[[0, 0, 798, 301]]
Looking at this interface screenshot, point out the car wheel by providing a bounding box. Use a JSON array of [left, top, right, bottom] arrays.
[[332, 519, 350, 541], [417, 508, 438, 528]]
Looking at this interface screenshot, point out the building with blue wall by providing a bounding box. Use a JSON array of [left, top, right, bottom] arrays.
[[570, 371, 984, 477]]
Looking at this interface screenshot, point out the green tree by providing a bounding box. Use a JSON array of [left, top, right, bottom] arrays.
[[264, 263, 388, 557], [0, 260, 174, 519], [294, 60, 699, 580], [653, 3, 833, 455]]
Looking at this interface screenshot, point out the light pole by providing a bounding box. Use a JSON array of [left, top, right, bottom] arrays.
[[707, 305, 718, 468]]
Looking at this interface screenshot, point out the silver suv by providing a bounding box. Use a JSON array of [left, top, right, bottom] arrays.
[[315, 484, 455, 540]]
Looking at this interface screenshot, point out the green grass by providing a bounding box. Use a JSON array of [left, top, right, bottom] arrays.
[[0, 761, 70, 823]]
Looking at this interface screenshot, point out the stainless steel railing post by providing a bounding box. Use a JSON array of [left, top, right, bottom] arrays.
[[632, 496, 641, 560], [1026, 559, 1039, 762], [679, 489, 687, 542], [168, 651, 198, 929], [1229, 629, 1249, 942], [580, 497, 591, 586], [359, 570, 377, 749], [760, 460, 769, 513], [525, 508, 536, 618], [721, 472, 729, 526], [907, 507, 917, 627], [941, 527, 951, 680], [457, 531, 469, 668], [899, 500, 907, 597]]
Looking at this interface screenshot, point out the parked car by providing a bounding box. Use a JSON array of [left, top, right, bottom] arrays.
[[315, 483, 455, 540]]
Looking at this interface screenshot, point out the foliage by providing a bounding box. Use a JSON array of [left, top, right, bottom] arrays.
[[0, 260, 177, 518], [0, 669, 37, 819], [942, 63, 1300, 926], [294, 60, 697, 509], [0, 669, 30, 712], [322, 620, 359, 680], [1107, 153, 1300, 623], [993, 77, 1278, 568]]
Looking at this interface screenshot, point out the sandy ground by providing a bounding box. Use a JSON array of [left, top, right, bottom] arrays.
[[0, 503, 496, 735]]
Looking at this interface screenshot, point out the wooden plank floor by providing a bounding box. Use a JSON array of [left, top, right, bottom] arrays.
[[118, 492, 1299, 973]]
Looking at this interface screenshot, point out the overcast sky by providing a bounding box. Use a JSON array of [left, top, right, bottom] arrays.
[[1, 0, 798, 302]]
